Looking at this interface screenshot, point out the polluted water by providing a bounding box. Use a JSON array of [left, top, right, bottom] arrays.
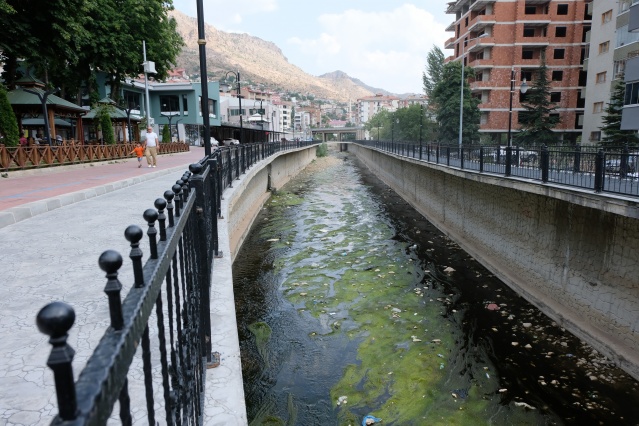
[[232, 148, 639, 425]]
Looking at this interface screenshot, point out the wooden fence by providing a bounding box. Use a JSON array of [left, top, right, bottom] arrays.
[[0, 143, 190, 171]]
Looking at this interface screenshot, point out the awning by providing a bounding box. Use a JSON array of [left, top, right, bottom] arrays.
[[21, 118, 73, 127]]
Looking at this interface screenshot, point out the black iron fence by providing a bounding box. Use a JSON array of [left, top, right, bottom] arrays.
[[359, 141, 639, 197], [35, 140, 317, 425]]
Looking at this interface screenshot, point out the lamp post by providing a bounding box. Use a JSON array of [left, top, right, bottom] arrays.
[[419, 103, 424, 160], [195, 0, 212, 155], [120, 101, 138, 143], [458, 34, 488, 152], [222, 71, 243, 143], [24, 87, 59, 146], [506, 67, 529, 176], [253, 99, 264, 141], [175, 118, 183, 142]]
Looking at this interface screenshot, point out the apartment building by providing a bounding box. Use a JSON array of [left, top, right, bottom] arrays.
[[583, 0, 639, 142], [620, 1, 639, 131], [445, 0, 592, 144], [356, 94, 400, 125]]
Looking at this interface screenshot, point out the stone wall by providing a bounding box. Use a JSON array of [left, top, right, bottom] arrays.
[[351, 144, 639, 381]]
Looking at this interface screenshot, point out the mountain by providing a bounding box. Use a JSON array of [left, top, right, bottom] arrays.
[[318, 71, 392, 97], [169, 9, 376, 102]]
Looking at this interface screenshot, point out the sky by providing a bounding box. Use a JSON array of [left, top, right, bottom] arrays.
[[171, 0, 452, 95]]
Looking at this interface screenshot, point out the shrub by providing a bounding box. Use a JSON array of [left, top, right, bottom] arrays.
[[0, 85, 19, 146], [316, 142, 328, 157]]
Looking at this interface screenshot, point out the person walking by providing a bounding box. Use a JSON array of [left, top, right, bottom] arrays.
[[129, 142, 145, 168], [144, 126, 159, 168]]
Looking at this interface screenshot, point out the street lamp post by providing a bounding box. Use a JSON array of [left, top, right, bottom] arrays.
[[24, 87, 59, 145], [222, 71, 243, 143], [120, 101, 138, 143], [506, 67, 529, 176], [458, 34, 488, 152], [254, 99, 264, 141], [419, 104, 424, 160], [195, 0, 212, 155]]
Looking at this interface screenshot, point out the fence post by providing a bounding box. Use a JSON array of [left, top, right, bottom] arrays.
[[480, 146, 484, 173], [143, 208, 159, 259], [505, 146, 512, 176], [573, 143, 581, 173], [594, 149, 605, 192], [460, 145, 464, 169], [36, 302, 78, 421], [188, 163, 215, 364], [541, 144, 549, 183], [446, 146, 450, 166]]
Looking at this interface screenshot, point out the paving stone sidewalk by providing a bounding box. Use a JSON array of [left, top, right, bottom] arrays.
[[0, 146, 247, 425]]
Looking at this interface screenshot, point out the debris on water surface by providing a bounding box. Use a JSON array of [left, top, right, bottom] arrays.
[[266, 238, 279, 242], [443, 266, 455, 273], [486, 303, 500, 311], [362, 415, 382, 425], [451, 388, 469, 399], [337, 395, 348, 406], [514, 401, 536, 410]]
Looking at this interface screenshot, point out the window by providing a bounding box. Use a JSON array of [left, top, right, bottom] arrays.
[[614, 60, 626, 77], [552, 71, 563, 81], [522, 49, 534, 59], [593, 102, 604, 113], [596, 72, 607, 84], [521, 71, 533, 82], [554, 49, 565, 59], [557, 4, 568, 15], [518, 111, 532, 124], [602, 10, 612, 24], [123, 91, 141, 110], [523, 27, 535, 37], [590, 131, 601, 141], [525, 6, 537, 14], [555, 27, 567, 37], [159, 95, 179, 113], [624, 82, 639, 105], [550, 92, 562, 103], [198, 96, 217, 117], [599, 41, 610, 54]]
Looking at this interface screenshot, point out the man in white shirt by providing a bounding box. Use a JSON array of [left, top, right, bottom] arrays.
[[144, 126, 159, 168]]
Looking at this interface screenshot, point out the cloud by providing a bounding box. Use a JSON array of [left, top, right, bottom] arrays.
[[203, 0, 278, 32], [286, 4, 448, 94]]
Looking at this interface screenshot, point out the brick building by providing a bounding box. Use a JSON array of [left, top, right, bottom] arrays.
[[445, 0, 592, 144]]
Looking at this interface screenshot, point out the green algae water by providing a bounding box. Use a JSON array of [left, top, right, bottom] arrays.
[[233, 149, 639, 425]]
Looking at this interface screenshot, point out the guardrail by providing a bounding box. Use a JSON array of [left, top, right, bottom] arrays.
[[35, 140, 318, 424], [358, 141, 639, 197], [0, 142, 190, 171]]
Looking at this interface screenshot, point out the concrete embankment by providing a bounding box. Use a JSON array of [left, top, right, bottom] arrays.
[[350, 143, 639, 381]]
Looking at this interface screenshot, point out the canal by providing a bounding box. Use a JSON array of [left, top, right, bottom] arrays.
[[232, 148, 639, 425]]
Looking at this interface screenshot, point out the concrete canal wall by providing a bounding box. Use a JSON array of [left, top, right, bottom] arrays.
[[350, 143, 639, 381], [226, 146, 318, 262]]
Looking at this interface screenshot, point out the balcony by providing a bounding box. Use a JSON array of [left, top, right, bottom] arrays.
[[446, 21, 456, 32], [445, 37, 457, 50], [469, 0, 496, 12], [469, 58, 495, 68], [468, 15, 496, 32], [467, 36, 495, 52], [470, 80, 494, 90], [517, 39, 550, 47]]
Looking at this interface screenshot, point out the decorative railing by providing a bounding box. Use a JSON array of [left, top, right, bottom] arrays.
[[35, 140, 318, 424], [357, 140, 639, 198], [0, 142, 190, 171]]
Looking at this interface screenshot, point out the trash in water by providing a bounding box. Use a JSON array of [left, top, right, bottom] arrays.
[[362, 415, 382, 425], [452, 388, 469, 399], [486, 303, 500, 311], [440, 363, 445, 369], [337, 395, 348, 406]]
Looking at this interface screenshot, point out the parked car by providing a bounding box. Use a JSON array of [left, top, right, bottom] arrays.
[[605, 159, 636, 174], [222, 138, 240, 146]]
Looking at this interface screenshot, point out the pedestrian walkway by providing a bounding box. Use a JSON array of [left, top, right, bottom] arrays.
[[0, 146, 247, 425], [0, 148, 206, 228]]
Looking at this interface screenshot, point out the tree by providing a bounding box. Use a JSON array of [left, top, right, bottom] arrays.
[[431, 61, 480, 144], [162, 124, 171, 143], [600, 76, 639, 148], [423, 46, 445, 102], [0, 84, 19, 146], [96, 105, 115, 144], [514, 56, 558, 146]]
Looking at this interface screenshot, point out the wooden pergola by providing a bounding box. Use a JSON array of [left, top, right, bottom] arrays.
[[81, 97, 142, 143], [7, 75, 86, 143]]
